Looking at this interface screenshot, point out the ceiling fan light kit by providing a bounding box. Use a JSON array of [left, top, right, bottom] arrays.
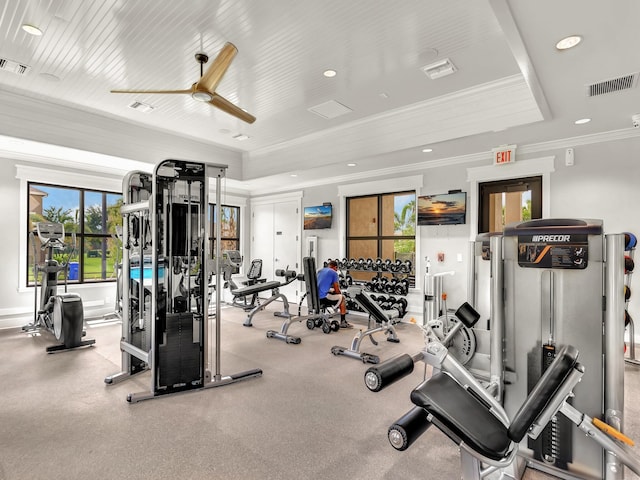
[[111, 42, 256, 124]]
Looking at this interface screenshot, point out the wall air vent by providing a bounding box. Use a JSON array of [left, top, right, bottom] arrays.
[[586, 73, 638, 97], [0, 58, 31, 75]]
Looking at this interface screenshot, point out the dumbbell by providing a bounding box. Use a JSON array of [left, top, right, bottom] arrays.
[[625, 232, 637, 251], [401, 259, 412, 273], [383, 259, 393, 271], [357, 258, 366, 269], [349, 258, 358, 269], [340, 258, 348, 269], [375, 258, 384, 271], [625, 310, 632, 327], [385, 278, 397, 294], [625, 255, 634, 273], [366, 258, 374, 269], [625, 285, 631, 301], [392, 298, 408, 317], [394, 280, 408, 296]]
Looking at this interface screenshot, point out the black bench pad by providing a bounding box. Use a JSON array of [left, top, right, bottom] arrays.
[[410, 373, 511, 461], [355, 292, 398, 323], [232, 280, 281, 297]]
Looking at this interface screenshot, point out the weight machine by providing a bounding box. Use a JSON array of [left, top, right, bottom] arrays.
[[105, 160, 261, 402], [23, 222, 95, 353]]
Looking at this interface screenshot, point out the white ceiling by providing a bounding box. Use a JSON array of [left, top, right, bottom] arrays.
[[0, 0, 639, 194]]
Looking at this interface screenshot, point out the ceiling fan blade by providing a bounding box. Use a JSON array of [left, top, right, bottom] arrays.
[[197, 42, 238, 93], [209, 93, 256, 124], [110, 88, 192, 94]]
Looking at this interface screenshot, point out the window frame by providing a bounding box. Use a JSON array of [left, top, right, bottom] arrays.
[[346, 190, 416, 284], [26, 181, 123, 286], [209, 203, 241, 256]]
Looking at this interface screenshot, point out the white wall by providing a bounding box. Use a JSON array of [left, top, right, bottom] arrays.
[[296, 136, 640, 328], [301, 187, 341, 267], [0, 159, 121, 328], [3, 134, 639, 333]]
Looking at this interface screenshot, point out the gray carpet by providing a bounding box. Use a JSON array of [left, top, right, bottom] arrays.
[[0, 305, 639, 480]]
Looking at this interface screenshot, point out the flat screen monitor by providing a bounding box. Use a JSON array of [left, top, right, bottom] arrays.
[[303, 205, 332, 230], [417, 192, 467, 226]]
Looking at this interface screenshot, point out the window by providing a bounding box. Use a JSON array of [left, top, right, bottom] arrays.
[[27, 183, 123, 285], [209, 204, 240, 254], [346, 191, 415, 284], [478, 176, 542, 233]]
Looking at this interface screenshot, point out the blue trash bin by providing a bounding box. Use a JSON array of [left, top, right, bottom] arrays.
[[68, 262, 79, 280]]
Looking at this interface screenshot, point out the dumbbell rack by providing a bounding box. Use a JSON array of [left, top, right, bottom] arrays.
[[624, 232, 638, 366], [328, 258, 411, 318]]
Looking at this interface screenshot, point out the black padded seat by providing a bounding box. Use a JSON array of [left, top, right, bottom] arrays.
[[410, 345, 580, 462], [410, 373, 512, 461]]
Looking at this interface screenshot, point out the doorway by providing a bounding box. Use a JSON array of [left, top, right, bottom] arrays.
[[478, 176, 542, 233]]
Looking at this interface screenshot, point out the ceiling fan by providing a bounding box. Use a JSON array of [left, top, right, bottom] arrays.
[[111, 42, 256, 124]]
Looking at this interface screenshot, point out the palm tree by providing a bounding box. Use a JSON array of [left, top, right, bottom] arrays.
[[394, 199, 416, 235]]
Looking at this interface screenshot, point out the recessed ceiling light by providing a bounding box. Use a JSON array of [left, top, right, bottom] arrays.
[[422, 148, 433, 153], [323, 69, 337, 78], [574, 118, 591, 125], [347, 163, 357, 167], [379, 93, 389, 99], [556, 35, 582, 50], [21, 24, 43, 36], [290, 174, 298, 177], [232, 134, 250, 141]]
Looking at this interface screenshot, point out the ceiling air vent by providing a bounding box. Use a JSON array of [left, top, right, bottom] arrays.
[[586, 73, 638, 97], [128, 101, 154, 113], [0, 58, 31, 75], [308, 100, 352, 119]]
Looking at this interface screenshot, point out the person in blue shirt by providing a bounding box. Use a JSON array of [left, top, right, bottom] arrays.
[[317, 260, 352, 328]]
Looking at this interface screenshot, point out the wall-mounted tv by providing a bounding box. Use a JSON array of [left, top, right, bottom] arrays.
[[304, 205, 333, 230], [417, 192, 467, 226]]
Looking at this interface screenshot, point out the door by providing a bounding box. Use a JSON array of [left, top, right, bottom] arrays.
[[251, 200, 301, 304], [273, 201, 300, 302]]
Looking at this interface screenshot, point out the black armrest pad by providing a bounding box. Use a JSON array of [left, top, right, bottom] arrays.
[[508, 345, 578, 442]]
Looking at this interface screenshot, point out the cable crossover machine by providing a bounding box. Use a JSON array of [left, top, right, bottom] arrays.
[[105, 159, 262, 402]]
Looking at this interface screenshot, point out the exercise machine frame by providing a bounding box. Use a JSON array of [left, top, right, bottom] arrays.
[[105, 160, 261, 402], [23, 221, 95, 353]]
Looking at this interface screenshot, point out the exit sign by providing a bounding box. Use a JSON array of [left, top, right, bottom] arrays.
[[492, 144, 517, 165]]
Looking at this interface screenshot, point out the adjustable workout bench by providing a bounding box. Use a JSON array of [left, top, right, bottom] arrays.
[[230, 258, 267, 310], [366, 341, 640, 479], [330, 286, 401, 364], [239, 269, 298, 327], [265, 256, 340, 344]]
